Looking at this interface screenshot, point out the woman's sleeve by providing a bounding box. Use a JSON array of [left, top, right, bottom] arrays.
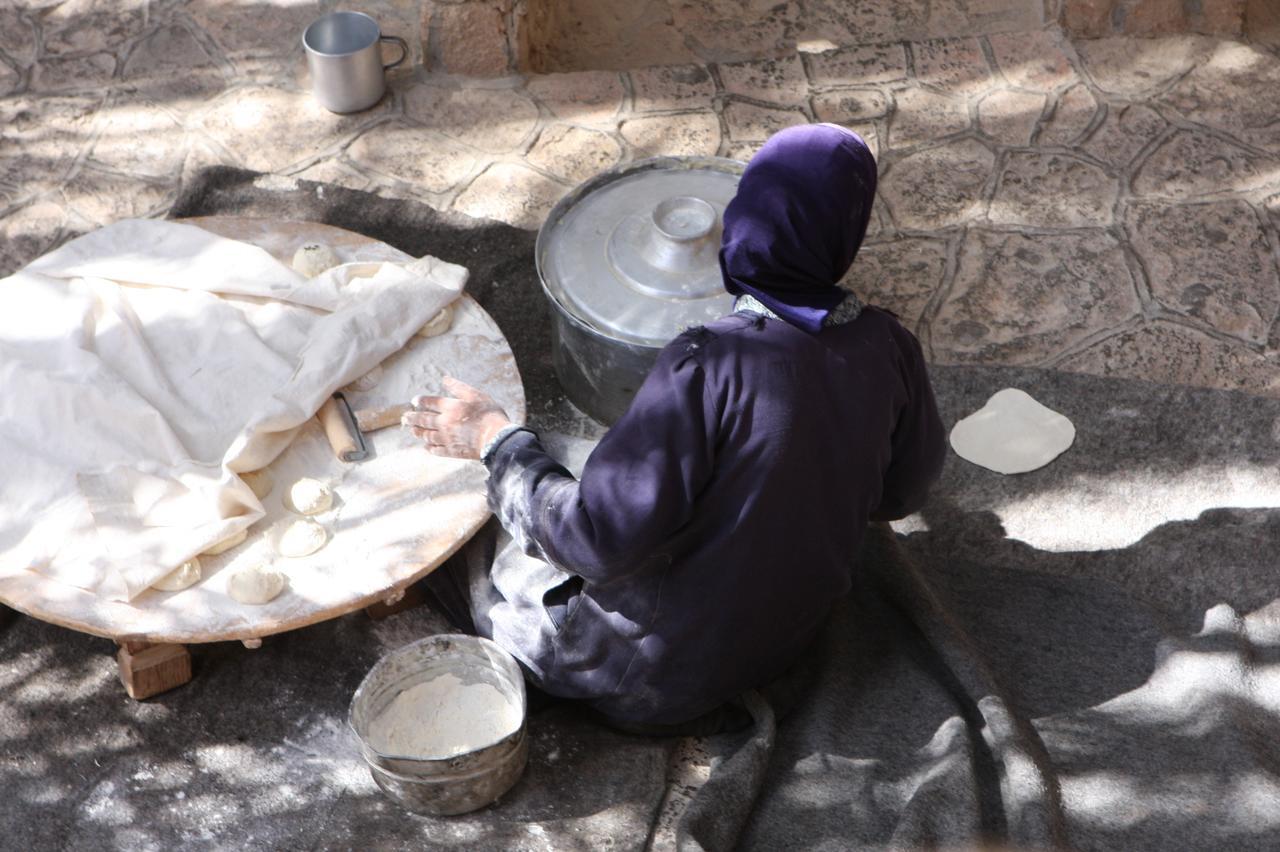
[[483, 339, 718, 584], [870, 328, 947, 522]]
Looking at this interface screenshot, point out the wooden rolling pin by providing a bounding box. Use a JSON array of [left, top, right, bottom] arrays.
[[356, 402, 413, 433]]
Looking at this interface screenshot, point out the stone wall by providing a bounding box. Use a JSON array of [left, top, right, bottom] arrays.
[[1060, 0, 1280, 41], [409, 0, 1051, 76]]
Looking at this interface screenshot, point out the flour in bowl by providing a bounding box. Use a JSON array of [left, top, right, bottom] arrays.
[[369, 673, 520, 758]]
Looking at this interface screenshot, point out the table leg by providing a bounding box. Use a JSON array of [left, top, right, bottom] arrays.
[[116, 641, 192, 700], [364, 584, 426, 620]]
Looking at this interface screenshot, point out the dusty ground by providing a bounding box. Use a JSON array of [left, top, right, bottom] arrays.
[[2, 1, 1279, 848]]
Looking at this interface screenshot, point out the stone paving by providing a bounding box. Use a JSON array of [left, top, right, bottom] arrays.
[[1, 4, 1279, 398]]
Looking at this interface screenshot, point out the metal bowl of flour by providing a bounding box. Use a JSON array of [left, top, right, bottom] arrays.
[[349, 634, 528, 815]]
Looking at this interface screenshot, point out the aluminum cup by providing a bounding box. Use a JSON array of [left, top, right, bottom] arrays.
[[303, 11, 407, 114]]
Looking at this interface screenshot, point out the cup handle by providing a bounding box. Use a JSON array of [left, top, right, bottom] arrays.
[[381, 35, 408, 70]]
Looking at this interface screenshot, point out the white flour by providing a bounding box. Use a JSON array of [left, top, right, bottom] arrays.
[[368, 673, 521, 759]]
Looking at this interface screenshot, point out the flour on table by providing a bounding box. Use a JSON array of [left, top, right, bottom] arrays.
[[416, 305, 453, 339], [292, 242, 340, 277], [950, 388, 1076, 475], [368, 673, 521, 759], [288, 478, 333, 515], [201, 527, 248, 556], [226, 562, 286, 604], [151, 558, 201, 592], [272, 518, 328, 557]]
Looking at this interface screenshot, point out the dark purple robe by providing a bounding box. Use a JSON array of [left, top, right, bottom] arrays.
[[484, 306, 945, 724]]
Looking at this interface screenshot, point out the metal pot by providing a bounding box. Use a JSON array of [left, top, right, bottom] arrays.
[[536, 157, 744, 425]]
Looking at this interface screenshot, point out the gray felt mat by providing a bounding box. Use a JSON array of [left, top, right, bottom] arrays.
[[2, 170, 1276, 850]]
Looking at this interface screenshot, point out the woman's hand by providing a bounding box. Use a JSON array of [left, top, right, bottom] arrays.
[[401, 377, 513, 460]]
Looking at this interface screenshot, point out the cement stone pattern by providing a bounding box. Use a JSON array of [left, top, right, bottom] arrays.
[[620, 111, 722, 157], [1158, 41, 1280, 154], [60, 167, 173, 227], [30, 53, 117, 94], [0, 8, 38, 66], [843, 237, 949, 329], [527, 71, 625, 128], [0, 62, 18, 98], [990, 152, 1118, 228], [718, 56, 809, 106], [1133, 130, 1280, 199], [526, 124, 623, 183], [934, 229, 1142, 365], [888, 87, 970, 149], [911, 37, 993, 94], [1126, 199, 1280, 345], [0, 95, 101, 209], [802, 0, 930, 45], [188, 0, 319, 58], [1059, 322, 1280, 396], [41, 2, 148, 56], [1078, 103, 1167, 168], [988, 29, 1079, 92], [346, 123, 479, 193], [198, 86, 387, 174], [811, 89, 890, 124], [404, 85, 539, 153], [1075, 35, 1214, 97], [0, 200, 68, 278], [452, 162, 566, 228], [1038, 83, 1099, 146], [977, 89, 1047, 146], [628, 65, 717, 113], [721, 101, 808, 143], [806, 43, 909, 87], [881, 139, 994, 230], [86, 101, 187, 181]]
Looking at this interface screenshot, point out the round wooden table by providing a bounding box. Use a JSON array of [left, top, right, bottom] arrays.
[[0, 217, 526, 696]]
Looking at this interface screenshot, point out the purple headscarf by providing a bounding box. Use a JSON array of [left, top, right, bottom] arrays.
[[719, 124, 878, 334]]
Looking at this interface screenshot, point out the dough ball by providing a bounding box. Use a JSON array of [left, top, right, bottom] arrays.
[[288, 478, 333, 515], [292, 242, 340, 278], [201, 527, 248, 556], [272, 519, 329, 558], [152, 558, 201, 592], [344, 364, 383, 393], [226, 562, 286, 605], [416, 304, 454, 339], [949, 388, 1076, 475], [241, 469, 274, 500]]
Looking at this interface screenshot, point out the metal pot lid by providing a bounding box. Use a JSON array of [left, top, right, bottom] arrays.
[[536, 157, 744, 347]]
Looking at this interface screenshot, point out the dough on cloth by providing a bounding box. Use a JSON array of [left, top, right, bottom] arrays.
[[344, 364, 383, 392], [226, 562, 286, 604], [292, 242, 339, 277], [201, 527, 248, 556], [416, 304, 453, 338], [950, 388, 1076, 475], [152, 558, 201, 592], [288, 478, 333, 515], [272, 518, 329, 558], [242, 469, 274, 500]]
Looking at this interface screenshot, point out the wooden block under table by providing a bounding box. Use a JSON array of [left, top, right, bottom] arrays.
[[116, 641, 192, 700], [364, 583, 427, 620]]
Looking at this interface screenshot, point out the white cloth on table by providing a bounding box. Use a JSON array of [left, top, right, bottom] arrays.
[[0, 219, 465, 601]]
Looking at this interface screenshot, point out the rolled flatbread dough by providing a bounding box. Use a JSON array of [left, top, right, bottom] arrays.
[[226, 562, 286, 605], [416, 304, 453, 338], [242, 469, 274, 500], [344, 364, 383, 392], [201, 527, 248, 556], [950, 388, 1076, 475], [152, 558, 201, 592], [292, 242, 339, 278], [272, 518, 328, 558], [288, 478, 333, 515]]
